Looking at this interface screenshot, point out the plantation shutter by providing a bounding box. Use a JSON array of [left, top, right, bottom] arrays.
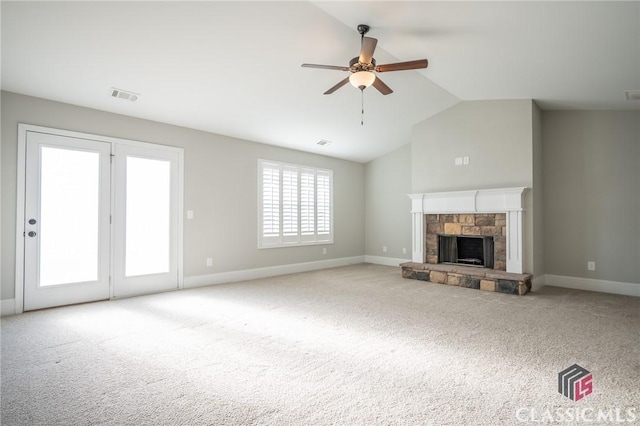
[[316, 170, 332, 242], [260, 161, 281, 246], [300, 169, 315, 242], [282, 166, 299, 244], [258, 159, 333, 248]]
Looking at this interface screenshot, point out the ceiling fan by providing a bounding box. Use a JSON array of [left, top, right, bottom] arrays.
[[301, 24, 428, 95]]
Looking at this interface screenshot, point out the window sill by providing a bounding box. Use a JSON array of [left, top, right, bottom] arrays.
[[258, 240, 334, 250]]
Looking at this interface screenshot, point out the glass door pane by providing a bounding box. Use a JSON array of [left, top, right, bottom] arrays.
[[125, 156, 171, 277], [39, 147, 101, 286], [112, 143, 181, 298]]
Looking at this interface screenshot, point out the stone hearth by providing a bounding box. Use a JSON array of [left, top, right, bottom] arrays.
[[401, 262, 532, 295]]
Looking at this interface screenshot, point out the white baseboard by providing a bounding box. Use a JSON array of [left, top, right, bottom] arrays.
[[184, 256, 365, 289], [544, 274, 640, 297], [1, 299, 17, 316], [364, 255, 411, 267], [6, 271, 636, 315]]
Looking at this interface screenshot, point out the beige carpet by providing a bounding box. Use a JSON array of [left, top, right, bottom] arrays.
[[1, 264, 639, 425]]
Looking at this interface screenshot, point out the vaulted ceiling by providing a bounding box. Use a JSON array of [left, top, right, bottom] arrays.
[[2, 1, 638, 163]]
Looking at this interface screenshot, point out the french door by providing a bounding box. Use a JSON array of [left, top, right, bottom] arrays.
[[23, 132, 112, 311], [19, 125, 183, 312], [112, 144, 181, 298]]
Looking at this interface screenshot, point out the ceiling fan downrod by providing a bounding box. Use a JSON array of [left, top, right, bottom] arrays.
[[358, 24, 370, 55]]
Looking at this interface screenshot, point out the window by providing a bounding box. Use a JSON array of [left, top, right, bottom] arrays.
[[258, 159, 333, 248]]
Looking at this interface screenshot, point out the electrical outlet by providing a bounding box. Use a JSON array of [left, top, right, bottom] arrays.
[[587, 261, 595, 271], [322, 247, 327, 255], [463, 156, 470, 165], [402, 248, 407, 254], [206, 258, 213, 267], [382, 246, 387, 253], [187, 210, 194, 220]]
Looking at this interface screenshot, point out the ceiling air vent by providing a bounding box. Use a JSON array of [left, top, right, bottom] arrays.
[[317, 139, 332, 146], [111, 87, 139, 102], [624, 90, 640, 101]]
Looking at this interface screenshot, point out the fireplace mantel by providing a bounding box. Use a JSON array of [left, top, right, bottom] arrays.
[[407, 187, 528, 273]]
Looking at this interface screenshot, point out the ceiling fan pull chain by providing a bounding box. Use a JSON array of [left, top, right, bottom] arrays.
[[361, 89, 365, 126]]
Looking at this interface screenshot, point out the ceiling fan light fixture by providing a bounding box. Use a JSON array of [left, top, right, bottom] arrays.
[[349, 71, 376, 90]]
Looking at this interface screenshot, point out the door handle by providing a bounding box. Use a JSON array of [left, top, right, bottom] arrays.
[[28, 231, 37, 237]]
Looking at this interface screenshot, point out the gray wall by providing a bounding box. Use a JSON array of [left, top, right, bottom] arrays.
[[5, 91, 637, 304], [411, 100, 538, 275], [542, 110, 640, 284], [364, 144, 412, 260], [1, 91, 365, 300], [411, 100, 534, 192]]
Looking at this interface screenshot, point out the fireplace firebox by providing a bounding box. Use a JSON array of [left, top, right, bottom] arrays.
[[438, 235, 494, 268]]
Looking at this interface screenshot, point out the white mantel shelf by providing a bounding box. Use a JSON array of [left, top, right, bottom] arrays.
[[407, 187, 528, 274]]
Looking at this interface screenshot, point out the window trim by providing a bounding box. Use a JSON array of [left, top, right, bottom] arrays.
[[258, 159, 334, 249]]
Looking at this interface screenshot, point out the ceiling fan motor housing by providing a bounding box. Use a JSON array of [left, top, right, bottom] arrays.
[[349, 57, 376, 72]]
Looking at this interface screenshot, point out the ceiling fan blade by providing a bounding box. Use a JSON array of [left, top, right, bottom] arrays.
[[301, 63, 350, 71], [324, 77, 350, 95], [372, 76, 393, 95], [358, 37, 378, 64], [375, 59, 428, 73]]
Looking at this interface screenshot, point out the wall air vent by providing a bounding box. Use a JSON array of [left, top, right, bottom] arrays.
[[624, 90, 640, 101], [111, 87, 139, 102]]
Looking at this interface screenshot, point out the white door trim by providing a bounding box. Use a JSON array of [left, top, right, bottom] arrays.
[[15, 123, 184, 314]]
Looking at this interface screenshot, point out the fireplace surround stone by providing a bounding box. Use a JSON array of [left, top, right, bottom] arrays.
[[427, 213, 506, 270]]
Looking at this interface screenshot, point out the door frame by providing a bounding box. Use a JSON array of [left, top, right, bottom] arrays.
[[15, 123, 184, 314]]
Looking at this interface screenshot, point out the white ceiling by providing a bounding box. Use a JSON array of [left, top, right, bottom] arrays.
[[2, 1, 639, 163]]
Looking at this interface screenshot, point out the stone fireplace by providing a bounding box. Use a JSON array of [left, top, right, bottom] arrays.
[[402, 187, 532, 295]]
